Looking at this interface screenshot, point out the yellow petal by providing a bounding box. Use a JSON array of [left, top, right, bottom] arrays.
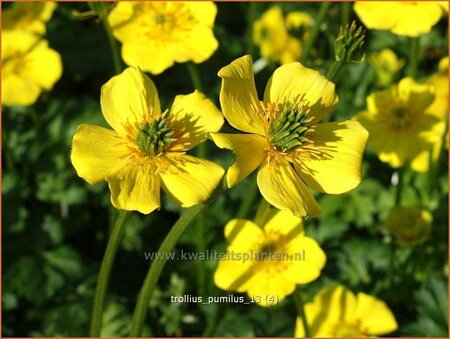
[[218, 55, 266, 135], [23, 40, 62, 90], [257, 156, 320, 217], [214, 257, 257, 293], [2, 73, 41, 106], [263, 209, 304, 237], [168, 90, 223, 151], [122, 40, 175, 75], [313, 286, 357, 333], [160, 154, 224, 207], [263, 62, 338, 122], [100, 67, 161, 135], [246, 271, 296, 307], [355, 292, 398, 335], [284, 236, 326, 284], [2, 32, 60, 106], [214, 219, 263, 292], [169, 25, 218, 64], [3, 2, 56, 34], [107, 162, 161, 214], [354, 2, 401, 30], [224, 219, 264, 246], [71, 124, 130, 185], [186, 2, 217, 27], [298, 285, 365, 336], [107, 2, 137, 42], [398, 77, 435, 113], [391, 3, 443, 37], [253, 7, 290, 62], [294, 121, 368, 194], [210, 132, 267, 187]]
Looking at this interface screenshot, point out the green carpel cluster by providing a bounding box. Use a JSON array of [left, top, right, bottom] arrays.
[[268, 104, 313, 152], [136, 117, 174, 156]]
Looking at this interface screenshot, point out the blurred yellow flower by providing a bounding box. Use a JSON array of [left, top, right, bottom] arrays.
[[108, 2, 218, 75], [354, 2, 445, 37], [71, 67, 224, 214], [354, 77, 445, 171], [385, 206, 432, 246], [2, 30, 62, 106], [3, 2, 56, 35], [211, 55, 368, 217], [369, 48, 404, 87], [253, 7, 312, 64], [295, 285, 398, 337], [411, 56, 448, 171], [214, 209, 326, 306]]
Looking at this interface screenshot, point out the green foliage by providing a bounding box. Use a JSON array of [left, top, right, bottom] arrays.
[[2, 1, 448, 337]]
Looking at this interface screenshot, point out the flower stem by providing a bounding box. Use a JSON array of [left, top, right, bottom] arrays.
[[187, 61, 208, 296], [340, 1, 352, 27], [246, 1, 257, 56], [236, 179, 259, 218], [253, 198, 272, 226], [389, 167, 404, 288], [187, 62, 204, 92], [129, 179, 228, 337], [292, 288, 311, 337], [395, 167, 404, 206], [407, 37, 420, 78], [89, 2, 123, 75], [301, 2, 332, 63], [90, 210, 130, 337]]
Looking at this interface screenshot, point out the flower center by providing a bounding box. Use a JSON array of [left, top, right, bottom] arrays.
[[389, 106, 415, 130], [268, 103, 313, 152], [135, 3, 196, 41], [257, 243, 278, 261], [135, 116, 174, 156]]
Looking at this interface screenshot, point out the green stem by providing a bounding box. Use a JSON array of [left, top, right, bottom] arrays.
[[395, 168, 404, 206], [202, 303, 225, 337], [90, 210, 130, 337], [292, 288, 311, 337], [326, 60, 343, 81], [246, 1, 257, 56], [89, 2, 123, 74], [187, 62, 204, 92], [187, 61, 208, 296], [195, 140, 207, 297], [253, 198, 272, 227], [301, 2, 332, 63], [340, 1, 351, 27], [389, 168, 404, 288], [236, 179, 259, 218], [129, 179, 228, 337], [407, 37, 420, 78]]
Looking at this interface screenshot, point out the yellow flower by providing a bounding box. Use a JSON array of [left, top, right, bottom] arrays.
[[211, 55, 368, 217], [108, 2, 218, 75], [214, 209, 326, 307], [2, 30, 62, 106], [411, 57, 448, 171], [3, 2, 56, 35], [253, 7, 312, 64], [71, 67, 224, 214], [384, 206, 432, 246], [369, 48, 404, 87], [354, 2, 445, 37], [354, 77, 445, 171], [295, 285, 398, 337]]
